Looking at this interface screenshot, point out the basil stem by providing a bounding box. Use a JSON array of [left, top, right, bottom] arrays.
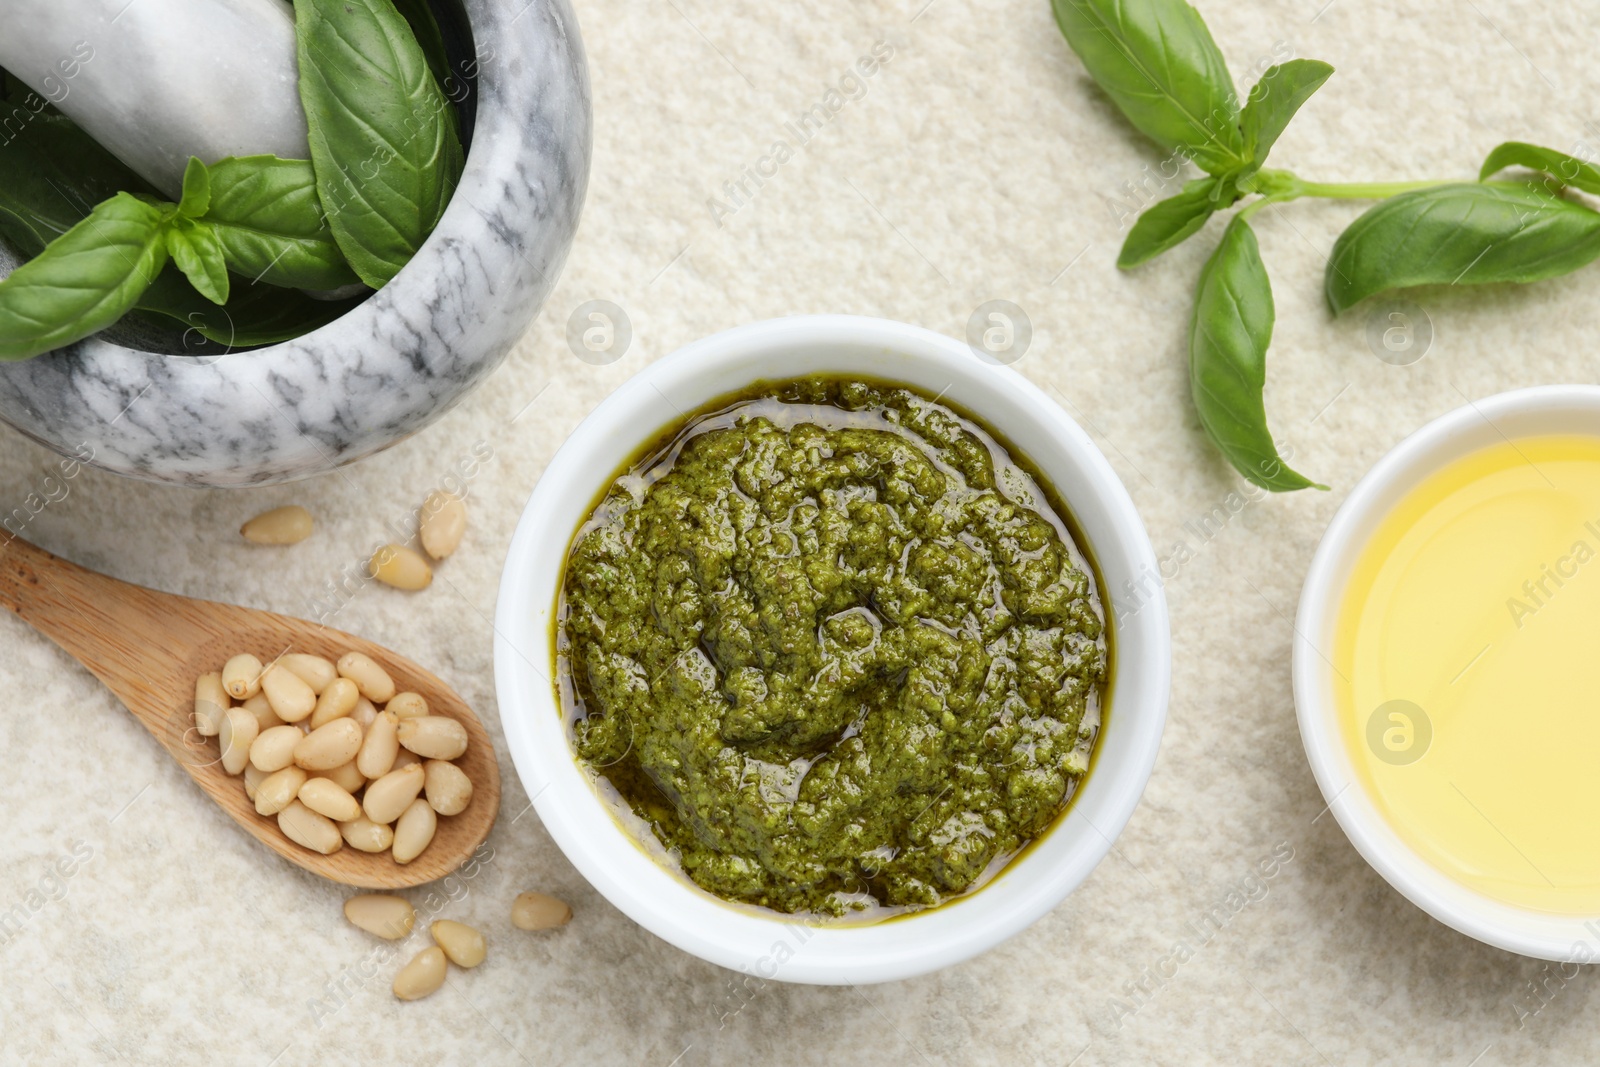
[[1326, 182, 1600, 313], [294, 0, 465, 289], [1190, 215, 1324, 492]]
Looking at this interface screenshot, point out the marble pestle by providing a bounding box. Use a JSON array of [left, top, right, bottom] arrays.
[[0, 0, 310, 199]]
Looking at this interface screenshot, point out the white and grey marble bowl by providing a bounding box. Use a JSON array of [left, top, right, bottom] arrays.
[[0, 0, 590, 487]]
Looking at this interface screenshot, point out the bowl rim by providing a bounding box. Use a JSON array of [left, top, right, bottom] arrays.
[[1294, 384, 1600, 963], [494, 314, 1171, 983]]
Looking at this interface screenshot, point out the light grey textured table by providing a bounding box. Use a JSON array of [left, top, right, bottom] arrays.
[[1, 0, 1596, 1063]]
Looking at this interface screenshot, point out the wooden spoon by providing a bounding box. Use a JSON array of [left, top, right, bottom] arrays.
[[0, 536, 499, 888]]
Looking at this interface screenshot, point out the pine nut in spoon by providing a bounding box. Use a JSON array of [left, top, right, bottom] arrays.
[[0, 537, 500, 889]]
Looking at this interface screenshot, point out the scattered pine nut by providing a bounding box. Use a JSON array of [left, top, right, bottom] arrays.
[[240, 505, 314, 546], [369, 544, 433, 591], [511, 892, 572, 931], [392, 946, 446, 1000], [344, 894, 415, 939], [430, 920, 485, 968], [419, 492, 467, 560]]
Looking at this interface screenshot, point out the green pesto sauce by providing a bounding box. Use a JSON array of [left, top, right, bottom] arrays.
[[557, 376, 1108, 919]]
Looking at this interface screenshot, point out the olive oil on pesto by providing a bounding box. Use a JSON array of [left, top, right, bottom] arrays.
[[555, 376, 1110, 919]]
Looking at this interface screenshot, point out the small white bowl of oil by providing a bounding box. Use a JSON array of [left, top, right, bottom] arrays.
[[1296, 385, 1600, 961]]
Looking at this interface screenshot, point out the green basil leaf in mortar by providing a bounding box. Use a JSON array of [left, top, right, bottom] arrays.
[[0, 114, 159, 257], [1118, 175, 1237, 268], [202, 155, 360, 290], [1480, 142, 1600, 196], [1240, 59, 1333, 167], [1051, 0, 1245, 175], [167, 218, 230, 305], [135, 266, 363, 348], [1190, 215, 1324, 492], [1326, 182, 1600, 313], [0, 192, 170, 360], [390, 0, 453, 99], [295, 0, 463, 289], [175, 156, 212, 218]]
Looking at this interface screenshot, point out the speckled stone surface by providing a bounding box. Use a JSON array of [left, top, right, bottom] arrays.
[[0, 0, 590, 487], [2, 0, 1598, 1063]]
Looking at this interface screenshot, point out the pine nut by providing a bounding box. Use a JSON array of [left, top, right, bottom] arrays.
[[309, 677, 360, 729], [430, 920, 485, 968], [194, 672, 227, 737], [222, 653, 264, 699], [243, 763, 267, 802], [339, 817, 395, 854], [386, 691, 429, 720], [279, 653, 338, 694], [293, 718, 363, 771], [391, 747, 422, 771], [255, 767, 307, 816], [364, 763, 425, 825], [240, 505, 313, 545], [311, 760, 366, 794], [240, 692, 284, 731], [298, 777, 362, 822], [249, 724, 302, 772], [357, 710, 400, 780], [278, 800, 341, 854], [337, 652, 395, 703], [344, 894, 415, 939], [391, 798, 437, 864], [397, 716, 468, 760], [351, 696, 379, 729], [369, 543, 432, 591], [419, 492, 467, 559], [424, 760, 473, 816], [511, 892, 571, 930], [219, 707, 260, 775], [262, 662, 316, 723], [392, 946, 446, 1000]]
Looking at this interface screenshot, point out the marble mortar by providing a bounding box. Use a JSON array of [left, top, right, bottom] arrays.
[[0, 0, 591, 487]]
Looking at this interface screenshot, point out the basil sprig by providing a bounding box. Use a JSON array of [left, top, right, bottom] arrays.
[[295, 0, 465, 289], [1055, 0, 1600, 491]]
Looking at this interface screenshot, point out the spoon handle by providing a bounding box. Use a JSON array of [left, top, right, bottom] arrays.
[[0, 537, 201, 723]]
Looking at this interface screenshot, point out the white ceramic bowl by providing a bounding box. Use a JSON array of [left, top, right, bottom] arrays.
[[1295, 385, 1600, 962], [495, 315, 1170, 984]]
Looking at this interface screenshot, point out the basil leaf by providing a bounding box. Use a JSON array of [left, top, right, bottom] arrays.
[[0, 193, 170, 361], [1480, 142, 1600, 196], [1051, 0, 1245, 175], [202, 155, 359, 290], [1240, 60, 1333, 167], [1118, 176, 1235, 268], [136, 267, 363, 348], [0, 114, 158, 257], [1190, 215, 1323, 492], [167, 218, 230, 305], [391, 0, 453, 97], [1326, 182, 1600, 313], [295, 0, 464, 288], [176, 157, 211, 218]]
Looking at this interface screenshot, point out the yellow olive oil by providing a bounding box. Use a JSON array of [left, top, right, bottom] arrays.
[[1335, 434, 1600, 914]]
